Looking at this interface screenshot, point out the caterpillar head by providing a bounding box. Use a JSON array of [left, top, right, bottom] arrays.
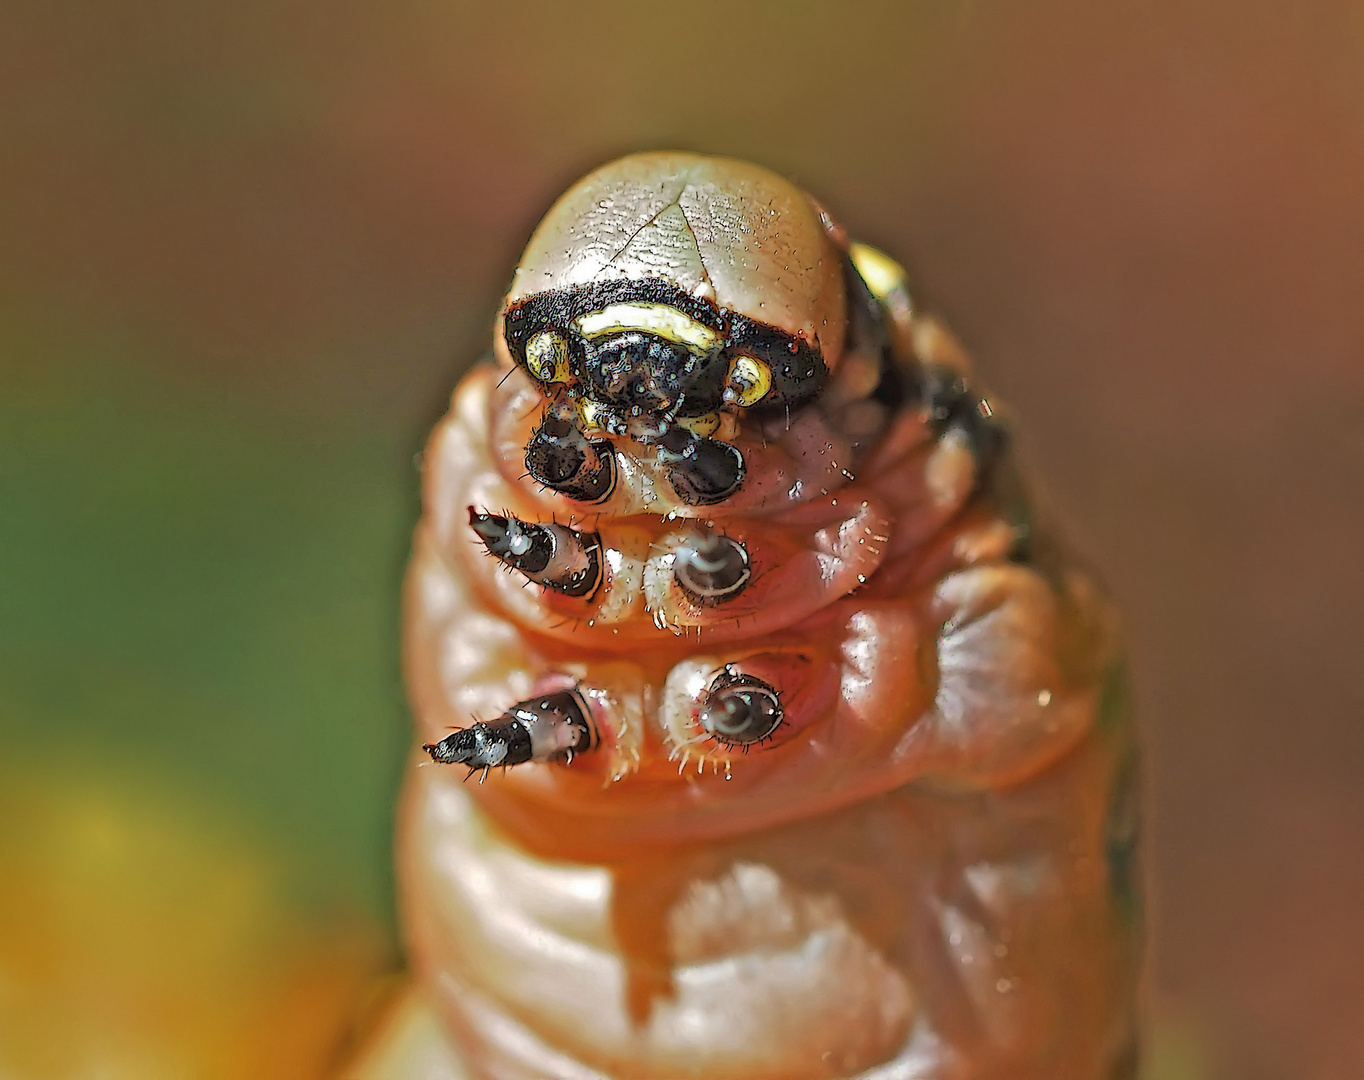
[[497, 152, 848, 506]]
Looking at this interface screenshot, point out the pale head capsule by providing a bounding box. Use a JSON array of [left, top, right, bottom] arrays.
[[498, 153, 849, 508]]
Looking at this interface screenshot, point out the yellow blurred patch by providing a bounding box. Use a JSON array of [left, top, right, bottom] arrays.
[[0, 767, 388, 1080]]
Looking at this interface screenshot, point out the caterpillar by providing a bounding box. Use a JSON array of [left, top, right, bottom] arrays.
[[347, 153, 1140, 1079]]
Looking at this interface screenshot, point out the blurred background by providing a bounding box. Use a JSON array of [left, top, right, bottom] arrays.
[[2, 1, 1361, 1077]]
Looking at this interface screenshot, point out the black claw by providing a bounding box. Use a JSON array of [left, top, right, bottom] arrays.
[[525, 411, 615, 502], [656, 427, 745, 505], [424, 720, 533, 769], [423, 689, 597, 770], [469, 508, 551, 571], [468, 508, 602, 597]]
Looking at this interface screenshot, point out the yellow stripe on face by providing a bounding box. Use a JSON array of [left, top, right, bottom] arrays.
[[574, 303, 721, 354]]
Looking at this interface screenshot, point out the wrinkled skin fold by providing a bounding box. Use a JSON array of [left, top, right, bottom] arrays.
[[346, 153, 1139, 1080]]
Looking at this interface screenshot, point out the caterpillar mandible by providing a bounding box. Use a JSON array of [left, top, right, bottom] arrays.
[[348, 153, 1140, 1079]]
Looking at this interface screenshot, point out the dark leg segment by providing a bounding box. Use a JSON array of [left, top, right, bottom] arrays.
[[525, 408, 615, 502], [423, 719, 533, 769], [423, 689, 597, 770], [655, 427, 745, 506], [468, 508, 602, 598]]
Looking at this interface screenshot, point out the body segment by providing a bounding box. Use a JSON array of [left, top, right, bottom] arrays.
[[349, 153, 1138, 1079]]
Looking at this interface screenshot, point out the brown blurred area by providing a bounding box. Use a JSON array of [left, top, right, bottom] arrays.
[[2, 1, 1361, 1077]]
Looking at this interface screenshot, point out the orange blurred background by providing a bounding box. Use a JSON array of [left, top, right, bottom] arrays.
[[2, 2, 1361, 1077]]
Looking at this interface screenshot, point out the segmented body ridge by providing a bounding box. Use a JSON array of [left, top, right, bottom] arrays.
[[350, 153, 1139, 1080]]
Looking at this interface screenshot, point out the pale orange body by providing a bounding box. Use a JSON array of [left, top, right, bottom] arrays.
[[349, 154, 1138, 1079]]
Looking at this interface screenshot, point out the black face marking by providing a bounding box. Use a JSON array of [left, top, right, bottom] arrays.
[[698, 669, 783, 747], [423, 689, 596, 770], [673, 534, 750, 605], [503, 279, 828, 413], [655, 426, 745, 506], [525, 410, 616, 502], [581, 332, 728, 417], [468, 508, 603, 598]]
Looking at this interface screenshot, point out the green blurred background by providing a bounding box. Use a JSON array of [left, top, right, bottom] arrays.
[[3, 1, 1361, 1077]]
